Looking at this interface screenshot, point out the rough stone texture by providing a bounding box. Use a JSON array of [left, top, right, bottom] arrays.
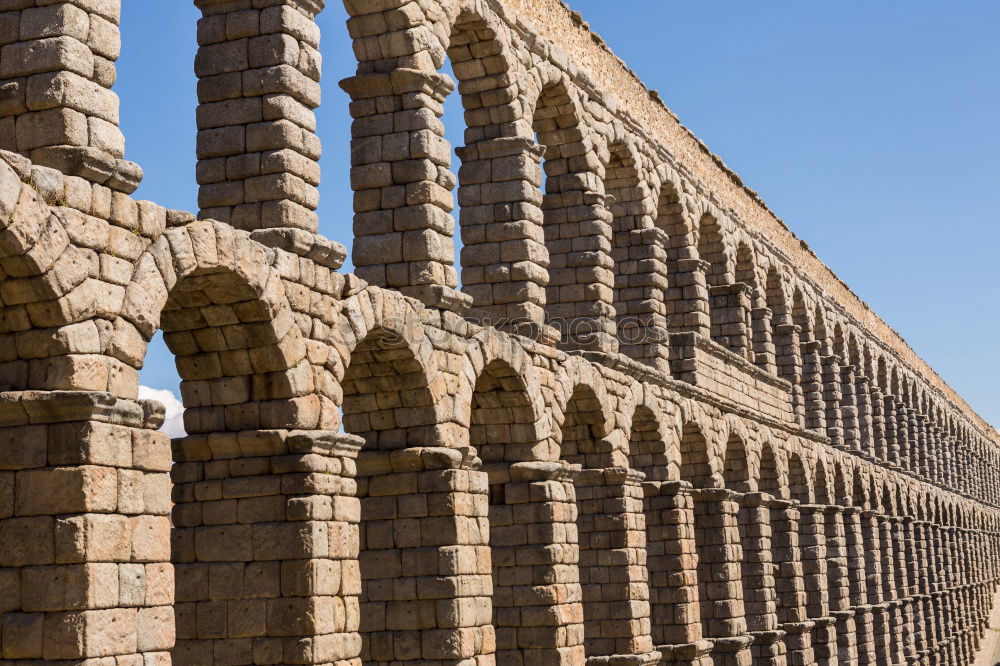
[[0, 0, 997, 665]]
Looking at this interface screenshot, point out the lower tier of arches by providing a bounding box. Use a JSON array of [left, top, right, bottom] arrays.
[[0, 389, 996, 665]]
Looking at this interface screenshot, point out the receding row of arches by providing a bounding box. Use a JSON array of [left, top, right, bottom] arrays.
[[340, 0, 998, 508]]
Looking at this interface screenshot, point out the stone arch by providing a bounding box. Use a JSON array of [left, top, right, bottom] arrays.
[[812, 304, 831, 355], [605, 138, 656, 340], [852, 466, 869, 509], [697, 213, 730, 283], [652, 170, 694, 245], [788, 451, 812, 504], [679, 420, 720, 489], [462, 345, 562, 664], [832, 460, 850, 505], [553, 357, 615, 468], [114, 221, 322, 431], [457, 328, 550, 462], [764, 264, 790, 319], [880, 483, 895, 517], [791, 287, 813, 343], [113, 224, 357, 662], [722, 430, 752, 493], [627, 399, 673, 483], [759, 439, 784, 497], [726, 240, 759, 363], [336, 291, 445, 449], [814, 458, 833, 504], [868, 474, 884, 514], [603, 138, 648, 234]]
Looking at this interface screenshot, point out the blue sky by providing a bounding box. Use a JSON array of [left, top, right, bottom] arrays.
[[119, 1, 1000, 430]]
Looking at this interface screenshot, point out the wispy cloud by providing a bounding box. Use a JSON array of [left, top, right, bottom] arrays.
[[138, 385, 186, 439]]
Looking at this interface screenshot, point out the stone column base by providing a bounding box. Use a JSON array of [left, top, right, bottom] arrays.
[[749, 629, 787, 664], [709, 634, 753, 665], [657, 640, 714, 665], [781, 620, 815, 666], [809, 615, 838, 663], [851, 604, 877, 664], [831, 609, 857, 663]]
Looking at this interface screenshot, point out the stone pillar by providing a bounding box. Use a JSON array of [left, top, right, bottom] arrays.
[[645, 481, 713, 665], [842, 506, 876, 664], [876, 513, 905, 665], [924, 423, 940, 484], [356, 446, 492, 665], [339, 65, 467, 311], [665, 257, 710, 339], [824, 505, 855, 664], [821, 355, 844, 447], [773, 322, 804, 426], [708, 282, 752, 360], [615, 227, 672, 373], [0, 391, 170, 662], [800, 342, 826, 434], [172, 430, 363, 665], [543, 189, 619, 354], [769, 498, 814, 664], [889, 516, 916, 664], [751, 306, 776, 374], [573, 467, 658, 663], [913, 414, 930, 481], [738, 492, 785, 664], [797, 504, 836, 663], [691, 488, 752, 664], [868, 385, 888, 463], [839, 365, 860, 453], [909, 520, 932, 661], [928, 521, 947, 653], [883, 394, 900, 468], [196, 0, 323, 232], [854, 375, 875, 457], [905, 410, 924, 480], [896, 404, 913, 474], [456, 137, 554, 340], [860, 509, 891, 658], [493, 461, 585, 664], [0, 0, 142, 191]]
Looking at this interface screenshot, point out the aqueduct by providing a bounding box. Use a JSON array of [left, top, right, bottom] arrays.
[[0, 0, 997, 664]]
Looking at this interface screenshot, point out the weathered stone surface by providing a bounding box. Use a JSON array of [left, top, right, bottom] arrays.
[[0, 2, 996, 665]]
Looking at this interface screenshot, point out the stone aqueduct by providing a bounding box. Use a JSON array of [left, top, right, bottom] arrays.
[[0, 0, 996, 664]]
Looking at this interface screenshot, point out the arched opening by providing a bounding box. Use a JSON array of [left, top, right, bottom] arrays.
[[759, 442, 781, 497], [532, 78, 591, 333], [698, 215, 732, 350], [655, 179, 698, 345], [735, 244, 766, 367], [723, 433, 768, 638], [559, 384, 616, 657], [767, 268, 803, 423], [679, 422, 717, 490], [142, 247, 333, 664], [606, 143, 648, 340], [341, 325, 457, 665], [815, 462, 832, 505], [628, 405, 670, 483], [788, 454, 811, 505], [469, 358, 545, 664], [680, 422, 739, 645], [722, 433, 751, 493], [448, 12, 546, 329]]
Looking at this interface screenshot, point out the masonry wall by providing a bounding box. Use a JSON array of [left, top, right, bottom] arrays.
[[0, 1, 997, 665]]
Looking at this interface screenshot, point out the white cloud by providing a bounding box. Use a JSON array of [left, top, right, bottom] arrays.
[[138, 385, 187, 439]]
